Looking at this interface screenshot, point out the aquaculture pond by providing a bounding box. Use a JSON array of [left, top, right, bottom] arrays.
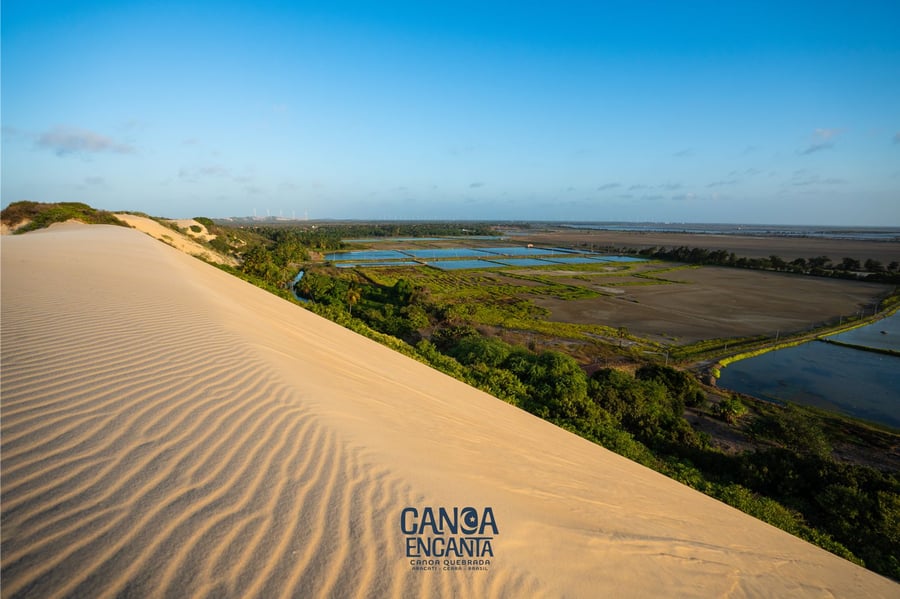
[[324, 245, 647, 269], [718, 315, 900, 428], [825, 312, 900, 353]]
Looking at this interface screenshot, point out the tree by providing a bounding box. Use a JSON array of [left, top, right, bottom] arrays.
[[864, 259, 884, 273], [790, 257, 808, 273], [636, 364, 705, 408], [519, 351, 589, 420], [449, 336, 512, 368], [809, 256, 831, 269], [393, 279, 415, 303], [346, 286, 361, 316], [430, 325, 479, 351], [752, 404, 831, 458], [839, 257, 861, 271]]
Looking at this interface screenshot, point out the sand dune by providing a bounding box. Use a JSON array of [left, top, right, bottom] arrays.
[[113, 213, 237, 266], [2, 223, 896, 598]]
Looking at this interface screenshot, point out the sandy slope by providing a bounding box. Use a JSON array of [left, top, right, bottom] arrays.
[[113, 213, 236, 266], [1, 224, 896, 598]]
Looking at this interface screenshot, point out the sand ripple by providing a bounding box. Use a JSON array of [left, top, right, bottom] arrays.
[[3, 225, 896, 598], [1, 226, 540, 598]]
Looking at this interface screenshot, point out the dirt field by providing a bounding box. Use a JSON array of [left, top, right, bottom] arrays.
[[518, 229, 900, 265], [531, 266, 892, 343], [341, 232, 897, 347]]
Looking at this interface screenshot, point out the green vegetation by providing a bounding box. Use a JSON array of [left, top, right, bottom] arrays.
[[818, 338, 900, 357], [640, 245, 900, 283], [243, 221, 497, 239], [126, 216, 900, 581], [427, 327, 897, 577], [718, 339, 809, 367], [1, 201, 126, 233], [712, 395, 748, 424]]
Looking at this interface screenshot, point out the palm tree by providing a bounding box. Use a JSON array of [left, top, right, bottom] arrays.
[[346, 287, 361, 317]]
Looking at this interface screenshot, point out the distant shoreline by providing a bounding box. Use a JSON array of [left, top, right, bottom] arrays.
[[519, 227, 900, 265]]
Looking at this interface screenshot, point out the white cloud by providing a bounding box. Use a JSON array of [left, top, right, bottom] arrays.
[[37, 126, 134, 156]]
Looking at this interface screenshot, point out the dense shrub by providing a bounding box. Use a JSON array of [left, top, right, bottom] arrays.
[[713, 395, 748, 424], [750, 404, 832, 457], [635, 364, 706, 408], [1, 201, 125, 232]]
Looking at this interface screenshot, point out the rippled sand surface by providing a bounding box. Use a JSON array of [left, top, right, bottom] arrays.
[[2, 223, 896, 598]]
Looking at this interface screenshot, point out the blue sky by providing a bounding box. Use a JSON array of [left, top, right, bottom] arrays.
[[2, 1, 899, 224]]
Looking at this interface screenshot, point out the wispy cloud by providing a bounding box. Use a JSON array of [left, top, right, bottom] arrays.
[[74, 176, 107, 191], [672, 148, 694, 158], [800, 128, 841, 155], [468, 182, 485, 188], [2, 125, 25, 140], [629, 182, 682, 191], [894, 132, 900, 144], [37, 126, 134, 156], [707, 179, 738, 188], [596, 183, 620, 191], [815, 128, 841, 139], [671, 193, 697, 202], [789, 171, 846, 186], [801, 142, 832, 155], [178, 165, 231, 182]]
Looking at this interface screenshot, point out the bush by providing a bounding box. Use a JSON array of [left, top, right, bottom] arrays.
[[193, 216, 215, 228], [1, 201, 126, 232], [589, 368, 705, 449], [635, 364, 705, 408], [713, 395, 747, 424], [448, 336, 513, 368], [750, 404, 832, 457], [519, 351, 589, 420]]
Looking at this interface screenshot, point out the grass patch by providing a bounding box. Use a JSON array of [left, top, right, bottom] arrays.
[[2, 201, 126, 233]]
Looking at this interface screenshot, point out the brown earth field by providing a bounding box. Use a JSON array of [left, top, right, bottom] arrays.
[[518, 229, 900, 264], [530, 265, 892, 344], [340, 231, 896, 346]]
